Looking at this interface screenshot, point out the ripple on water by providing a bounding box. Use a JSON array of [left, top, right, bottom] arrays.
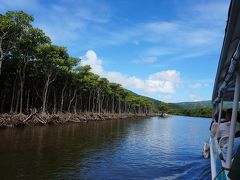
[[0, 116, 211, 179]]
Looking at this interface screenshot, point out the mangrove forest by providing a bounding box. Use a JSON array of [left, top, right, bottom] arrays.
[[0, 11, 158, 118]]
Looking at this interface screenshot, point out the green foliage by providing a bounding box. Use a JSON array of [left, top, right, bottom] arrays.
[[36, 45, 69, 73], [169, 108, 212, 118], [0, 11, 157, 114], [159, 102, 168, 113], [0, 11, 33, 39], [0, 11, 36, 75]]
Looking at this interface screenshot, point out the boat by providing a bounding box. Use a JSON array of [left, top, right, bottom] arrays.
[[210, 0, 240, 179]]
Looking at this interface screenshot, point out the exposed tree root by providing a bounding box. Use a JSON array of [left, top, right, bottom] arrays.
[[0, 112, 159, 128]]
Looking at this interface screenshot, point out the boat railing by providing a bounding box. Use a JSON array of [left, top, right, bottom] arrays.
[[211, 40, 240, 179]]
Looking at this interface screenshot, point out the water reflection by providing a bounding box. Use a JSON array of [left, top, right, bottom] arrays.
[[0, 116, 211, 179]]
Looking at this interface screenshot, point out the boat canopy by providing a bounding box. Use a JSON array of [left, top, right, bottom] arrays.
[[212, 0, 240, 105]]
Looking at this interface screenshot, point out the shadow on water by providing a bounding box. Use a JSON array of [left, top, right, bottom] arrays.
[[0, 119, 133, 179], [0, 116, 211, 179]]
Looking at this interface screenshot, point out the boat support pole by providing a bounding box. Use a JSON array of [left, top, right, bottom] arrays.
[[216, 99, 223, 137], [226, 70, 240, 169]]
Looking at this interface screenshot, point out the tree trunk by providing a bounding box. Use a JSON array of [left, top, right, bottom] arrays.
[[106, 97, 109, 113], [74, 95, 78, 114], [15, 89, 20, 113], [19, 63, 27, 114], [124, 101, 127, 113], [80, 94, 83, 112], [26, 88, 30, 113], [97, 89, 100, 113], [118, 96, 121, 114], [42, 74, 50, 113], [101, 95, 105, 113], [42, 72, 56, 113], [68, 89, 77, 112], [88, 90, 92, 112], [10, 72, 18, 112], [0, 93, 6, 113], [19, 78, 24, 113], [112, 95, 114, 113], [60, 82, 67, 112], [92, 90, 96, 112], [53, 89, 57, 113], [0, 39, 3, 76], [0, 59, 2, 76]]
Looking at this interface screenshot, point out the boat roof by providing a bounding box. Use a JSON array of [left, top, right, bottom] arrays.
[[212, 0, 240, 104]]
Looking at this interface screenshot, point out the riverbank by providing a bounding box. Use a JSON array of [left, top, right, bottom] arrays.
[[0, 112, 158, 128]]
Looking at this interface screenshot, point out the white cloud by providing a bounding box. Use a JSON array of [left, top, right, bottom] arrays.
[[106, 72, 145, 90], [0, 0, 110, 46], [182, 29, 219, 46], [189, 83, 202, 89], [189, 82, 210, 89], [173, 51, 207, 60], [144, 57, 157, 63], [145, 22, 179, 33], [81, 50, 104, 75], [190, 1, 229, 26], [1, 0, 228, 59], [189, 94, 203, 102], [161, 95, 172, 102], [148, 70, 181, 83], [81, 50, 182, 94], [145, 47, 173, 56], [132, 57, 158, 64], [107, 70, 181, 94], [94, 1, 228, 60]]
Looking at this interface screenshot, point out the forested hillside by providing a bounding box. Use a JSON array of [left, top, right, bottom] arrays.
[[168, 101, 212, 109], [168, 101, 212, 117]]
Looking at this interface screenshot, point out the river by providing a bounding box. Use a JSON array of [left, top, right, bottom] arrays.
[[0, 116, 211, 179]]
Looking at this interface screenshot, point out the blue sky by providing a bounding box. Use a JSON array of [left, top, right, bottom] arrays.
[[0, 0, 230, 102]]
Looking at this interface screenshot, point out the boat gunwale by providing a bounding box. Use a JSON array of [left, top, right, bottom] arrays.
[[210, 136, 229, 180]]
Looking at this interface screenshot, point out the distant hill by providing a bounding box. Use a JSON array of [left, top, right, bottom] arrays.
[[167, 101, 212, 118], [124, 90, 232, 112], [168, 101, 212, 109], [168, 100, 233, 110], [125, 89, 213, 111]]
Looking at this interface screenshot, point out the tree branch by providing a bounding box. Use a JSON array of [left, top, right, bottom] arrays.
[[49, 76, 57, 85]]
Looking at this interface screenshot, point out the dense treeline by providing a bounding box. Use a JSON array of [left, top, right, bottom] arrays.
[[169, 108, 212, 118], [0, 11, 156, 115]]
